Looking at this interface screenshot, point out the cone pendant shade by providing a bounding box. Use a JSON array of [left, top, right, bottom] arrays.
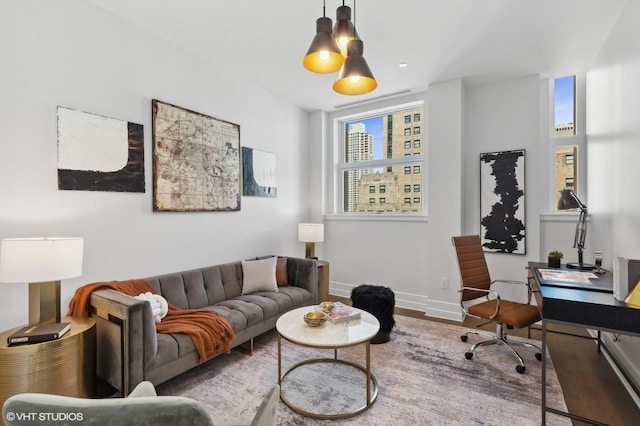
[[333, 39, 377, 95], [303, 17, 344, 73], [333, 5, 357, 57]]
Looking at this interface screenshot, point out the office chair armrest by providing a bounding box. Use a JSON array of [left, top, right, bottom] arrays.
[[459, 287, 501, 320], [491, 279, 534, 303]]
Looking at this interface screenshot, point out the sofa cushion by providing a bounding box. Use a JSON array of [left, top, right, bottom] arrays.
[[276, 257, 288, 286], [241, 257, 279, 294]]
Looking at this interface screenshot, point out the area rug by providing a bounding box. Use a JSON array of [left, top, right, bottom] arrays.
[[156, 315, 569, 425]]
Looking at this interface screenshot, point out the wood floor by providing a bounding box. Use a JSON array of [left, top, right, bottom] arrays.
[[333, 297, 640, 425]]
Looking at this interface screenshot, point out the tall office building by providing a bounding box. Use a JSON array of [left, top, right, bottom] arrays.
[[345, 123, 374, 212]]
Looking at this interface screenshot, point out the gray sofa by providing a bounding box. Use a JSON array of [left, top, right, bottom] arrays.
[[89, 256, 317, 395]]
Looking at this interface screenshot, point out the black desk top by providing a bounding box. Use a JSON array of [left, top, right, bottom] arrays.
[[529, 262, 640, 335]]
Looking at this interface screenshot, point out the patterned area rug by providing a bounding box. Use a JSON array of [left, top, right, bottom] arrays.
[[156, 315, 569, 425]]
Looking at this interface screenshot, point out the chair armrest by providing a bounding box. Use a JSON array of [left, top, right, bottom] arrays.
[[2, 392, 214, 426], [491, 279, 534, 303], [89, 289, 158, 395], [459, 287, 501, 319]]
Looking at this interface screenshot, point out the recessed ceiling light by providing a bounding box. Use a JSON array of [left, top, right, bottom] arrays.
[[398, 62, 408, 68]]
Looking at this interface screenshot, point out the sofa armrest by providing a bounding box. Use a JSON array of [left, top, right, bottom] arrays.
[[90, 289, 158, 395], [287, 257, 318, 303]]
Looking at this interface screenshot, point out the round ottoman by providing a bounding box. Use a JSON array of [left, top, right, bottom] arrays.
[[351, 284, 395, 344]]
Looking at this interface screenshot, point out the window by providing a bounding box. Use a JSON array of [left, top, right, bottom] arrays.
[[414, 113, 421, 122], [337, 103, 425, 214], [413, 197, 420, 203], [565, 154, 574, 165], [404, 197, 411, 203], [413, 126, 421, 135], [413, 184, 420, 192], [552, 75, 584, 211]]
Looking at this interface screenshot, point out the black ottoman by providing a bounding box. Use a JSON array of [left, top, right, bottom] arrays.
[[351, 284, 395, 344]]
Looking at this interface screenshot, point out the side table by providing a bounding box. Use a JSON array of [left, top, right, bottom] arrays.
[[0, 316, 96, 409], [317, 260, 330, 302]]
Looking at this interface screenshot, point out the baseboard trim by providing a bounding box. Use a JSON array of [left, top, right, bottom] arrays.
[[329, 281, 462, 321]]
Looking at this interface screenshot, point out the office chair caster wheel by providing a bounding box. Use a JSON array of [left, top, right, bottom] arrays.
[[461, 335, 468, 342], [516, 365, 526, 374], [535, 352, 542, 361], [465, 352, 473, 360]]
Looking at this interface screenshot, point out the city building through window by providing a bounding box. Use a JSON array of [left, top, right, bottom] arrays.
[[338, 103, 425, 214]]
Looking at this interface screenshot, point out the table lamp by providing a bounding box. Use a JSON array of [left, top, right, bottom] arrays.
[[557, 189, 596, 270], [298, 223, 324, 258], [0, 237, 84, 326]]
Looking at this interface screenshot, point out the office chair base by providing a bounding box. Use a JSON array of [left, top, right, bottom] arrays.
[[461, 329, 542, 374]]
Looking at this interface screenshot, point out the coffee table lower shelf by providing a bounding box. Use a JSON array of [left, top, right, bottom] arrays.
[[278, 355, 379, 420]]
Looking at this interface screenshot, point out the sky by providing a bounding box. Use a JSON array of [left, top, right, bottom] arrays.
[[554, 75, 575, 126]]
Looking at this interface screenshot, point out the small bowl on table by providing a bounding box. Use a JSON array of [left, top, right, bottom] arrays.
[[319, 301, 335, 312], [304, 311, 327, 327]]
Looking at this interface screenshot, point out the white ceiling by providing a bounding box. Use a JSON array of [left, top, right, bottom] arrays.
[[87, 0, 627, 112]]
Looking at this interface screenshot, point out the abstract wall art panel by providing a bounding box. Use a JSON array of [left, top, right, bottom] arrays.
[[242, 147, 277, 197], [152, 100, 240, 212], [57, 107, 144, 192], [480, 149, 526, 254]]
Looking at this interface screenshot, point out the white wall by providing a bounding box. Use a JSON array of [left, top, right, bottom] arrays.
[[0, 1, 309, 330], [585, 0, 640, 393], [318, 82, 464, 320], [461, 75, 542, 302]]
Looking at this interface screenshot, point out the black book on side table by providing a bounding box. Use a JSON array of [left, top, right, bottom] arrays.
[[7, 322, 71, 345]]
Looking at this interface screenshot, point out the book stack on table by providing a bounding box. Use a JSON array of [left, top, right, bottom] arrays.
[[323, 302, 361, 324]]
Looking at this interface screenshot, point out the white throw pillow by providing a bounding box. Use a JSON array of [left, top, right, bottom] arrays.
[[241, 257, 279, 294]]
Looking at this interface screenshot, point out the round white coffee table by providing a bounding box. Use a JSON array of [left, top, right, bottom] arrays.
[[276, 305, 380, 420]]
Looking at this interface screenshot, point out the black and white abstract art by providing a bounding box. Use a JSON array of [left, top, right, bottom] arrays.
[[480, 149, 526, 254], [242, 147, 277, 197], [57, 106, 144, 192]]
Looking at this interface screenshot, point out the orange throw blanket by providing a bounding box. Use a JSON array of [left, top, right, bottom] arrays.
[[68, 279, 236, 362]]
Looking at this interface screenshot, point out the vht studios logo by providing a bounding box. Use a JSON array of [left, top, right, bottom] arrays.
[[5, 411, 84, 422]]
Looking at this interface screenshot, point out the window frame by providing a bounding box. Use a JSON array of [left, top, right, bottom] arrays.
[[333, 100, 427, 219], [549, 73, 587, 212]]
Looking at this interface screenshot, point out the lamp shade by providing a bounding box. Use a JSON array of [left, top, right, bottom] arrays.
[[557, 189, 582, 210], [298, 223, 324, 243], [0, 237, 84, 283], [333, 39, 377, 95], [303, 16, 344, 73], [333, 5, 357, 57]]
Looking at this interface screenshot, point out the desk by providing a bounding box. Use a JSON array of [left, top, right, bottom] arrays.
[[528, 262, 640, 425]]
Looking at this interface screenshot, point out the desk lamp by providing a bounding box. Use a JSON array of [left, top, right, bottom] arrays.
[[557, 189, 596, 270], [0, 237, 83, 326], [298, 223, 324, 258]]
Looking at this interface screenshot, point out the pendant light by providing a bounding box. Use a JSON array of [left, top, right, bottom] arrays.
[[303, 1, 344, 74], [333, 2, 357, 57], [333, 0, 377, 95]]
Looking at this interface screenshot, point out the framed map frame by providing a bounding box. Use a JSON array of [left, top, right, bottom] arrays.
[[152, 100, 240, 212], [480, 149, 526, 254]]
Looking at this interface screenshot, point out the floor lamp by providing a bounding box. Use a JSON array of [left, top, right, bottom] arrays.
[[557, 189, 596, 270]]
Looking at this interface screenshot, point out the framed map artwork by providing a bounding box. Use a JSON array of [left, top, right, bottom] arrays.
[[480, 149, 526, 254], [152, 100, 241, 212]]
